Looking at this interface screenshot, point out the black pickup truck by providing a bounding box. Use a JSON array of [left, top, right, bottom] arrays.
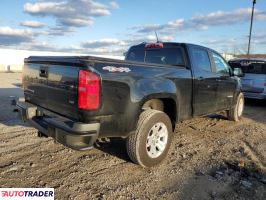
[[17, 42, 244, 167]]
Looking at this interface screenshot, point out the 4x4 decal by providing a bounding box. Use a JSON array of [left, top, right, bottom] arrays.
[[103, 66, 131, 73]]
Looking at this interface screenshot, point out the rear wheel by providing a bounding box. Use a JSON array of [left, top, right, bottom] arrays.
[[227, 93, 244, 121], [126, 109, 172, 167]]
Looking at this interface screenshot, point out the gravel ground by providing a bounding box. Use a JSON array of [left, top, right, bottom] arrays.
[[0, 72, 265, 200]]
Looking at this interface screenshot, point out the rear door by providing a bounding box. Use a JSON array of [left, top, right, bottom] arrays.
[[189, 46, 219, 116], [210, 52, 236, 110]]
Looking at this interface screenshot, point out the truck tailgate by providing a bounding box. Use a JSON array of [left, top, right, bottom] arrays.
[[23, 60, 81, 120]]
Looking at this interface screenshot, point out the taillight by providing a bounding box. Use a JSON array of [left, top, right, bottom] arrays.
[[78, 70, 100, 110], [145, 43, 164, 49]]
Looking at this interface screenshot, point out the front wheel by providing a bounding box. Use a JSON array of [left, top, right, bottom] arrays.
[[126, 109, 173, 168], [227, 93, 244, 121]]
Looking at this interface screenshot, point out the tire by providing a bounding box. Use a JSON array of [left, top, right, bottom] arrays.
[[227, 93, 244, 121], [126, 109, 173, 167]]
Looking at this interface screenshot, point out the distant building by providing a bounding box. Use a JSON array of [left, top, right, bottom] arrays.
[[220, 53, 236, 61], [235, 54, 266, 59]]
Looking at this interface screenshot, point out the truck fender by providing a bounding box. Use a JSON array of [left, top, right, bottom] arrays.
[[130, 78, 181, 124]]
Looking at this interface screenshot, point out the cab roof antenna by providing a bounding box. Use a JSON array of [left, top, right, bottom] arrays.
[[155, 31, 159, 43]]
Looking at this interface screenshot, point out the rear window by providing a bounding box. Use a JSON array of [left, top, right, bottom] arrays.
[[126, 48, 145, 62], [126, 47, 185, 66], [229, 61, 266, 74]]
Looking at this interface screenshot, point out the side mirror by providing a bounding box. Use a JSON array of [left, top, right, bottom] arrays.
[[233, 68, 244, 77]]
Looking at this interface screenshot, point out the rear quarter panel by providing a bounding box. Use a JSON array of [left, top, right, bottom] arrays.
[[81, 61, 192, 137]]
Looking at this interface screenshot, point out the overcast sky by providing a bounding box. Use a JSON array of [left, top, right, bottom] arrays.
[[0, 0, 266, 55]]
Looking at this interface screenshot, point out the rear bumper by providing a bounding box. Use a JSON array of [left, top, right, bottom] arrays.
[[243, 92, 266, 100], [16, 101, 100, 150]]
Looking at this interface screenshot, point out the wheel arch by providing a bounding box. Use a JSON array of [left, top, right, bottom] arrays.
[[139, 94, 179, 131]]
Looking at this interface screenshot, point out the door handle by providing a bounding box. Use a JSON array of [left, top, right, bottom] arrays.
[[197, 76, 204, 81], [39, 68, 48, 78]]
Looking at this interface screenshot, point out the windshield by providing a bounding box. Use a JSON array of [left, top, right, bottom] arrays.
[[126, 47, 185, 66]]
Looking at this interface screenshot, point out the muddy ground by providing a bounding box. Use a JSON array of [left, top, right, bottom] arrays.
[[0, 72, 265, 200]]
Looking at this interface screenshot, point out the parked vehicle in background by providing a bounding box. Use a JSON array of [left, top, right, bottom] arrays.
[[228, 59, 266, 100], [16, 42, 244, 168]]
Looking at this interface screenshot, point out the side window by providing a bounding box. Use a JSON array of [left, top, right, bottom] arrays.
[[191, 48, 212, 72], [212, 53, 230, 76]]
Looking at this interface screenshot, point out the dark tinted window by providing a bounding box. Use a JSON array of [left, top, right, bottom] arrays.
[[126, 48, 145, 62], [191, 48, 211, 72], [242, 63, 266, 74], [145, 48, 185, 66], [228, 62, 241, 68], [126, 46, 185, 66]]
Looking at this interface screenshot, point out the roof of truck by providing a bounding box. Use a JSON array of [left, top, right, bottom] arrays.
[[130, 42, 186, 47], [129, 42, 216, 51]]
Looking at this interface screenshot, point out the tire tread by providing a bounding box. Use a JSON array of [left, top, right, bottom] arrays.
[[126, 109, 162, 166], [228, 93, 244, 121]]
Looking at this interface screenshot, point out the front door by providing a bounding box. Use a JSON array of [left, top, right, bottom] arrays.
[[210, 52, 236, 110], [189, 46, 219, 116]]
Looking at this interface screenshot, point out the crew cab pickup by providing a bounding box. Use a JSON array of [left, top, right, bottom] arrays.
[[17, 42, 244, 167]]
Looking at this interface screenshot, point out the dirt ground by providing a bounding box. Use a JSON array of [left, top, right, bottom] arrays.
[[0, 72, 265, 200]]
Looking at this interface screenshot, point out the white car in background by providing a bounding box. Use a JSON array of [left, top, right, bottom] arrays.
[[229, 59, 266, 100]]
